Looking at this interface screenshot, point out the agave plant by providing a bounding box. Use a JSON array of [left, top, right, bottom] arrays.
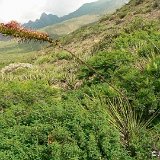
[[0, 21, 53, 43], [83, 93, 159, 155]]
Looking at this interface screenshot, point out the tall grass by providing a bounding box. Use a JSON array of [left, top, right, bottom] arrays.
[[83, 94, 159, 156]]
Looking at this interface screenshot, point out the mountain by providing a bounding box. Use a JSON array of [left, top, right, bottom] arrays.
[[24, 0, 128, 29], [40, 15, 100, 37], [24, 13, 61, 29], [61, 0, 129, 21]]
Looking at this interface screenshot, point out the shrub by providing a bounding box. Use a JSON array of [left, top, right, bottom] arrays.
[[0, 95, 130, 160], [56, 51, 72, 60], [134, 0, 144, 5], [79, 50, 134, 83], [0, 80, 58, 111], [118, 12, 127, 19]]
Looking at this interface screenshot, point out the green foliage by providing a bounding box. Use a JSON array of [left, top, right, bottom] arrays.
[[79, 19, 160, 121], [124, 18, 159, 34], [0, 91, 130, 160], [118, 12, 127, 19], [0, 2, 160, 160], [35, 55, 53, 64], [0, 80, 58, 110], [114, 31, 160, 57], [79, 51, 133, 82], [56, 51, 72, 60]]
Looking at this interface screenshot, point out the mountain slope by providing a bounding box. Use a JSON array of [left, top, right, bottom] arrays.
[[63, 0, 160, 55], [40, 15, 100, 36], [61, 0, 129, 21], [24, 0, 128, 29], [0, 0, 160, 159]]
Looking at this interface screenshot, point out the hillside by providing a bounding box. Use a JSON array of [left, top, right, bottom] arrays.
[[0, 0, 160, 159], [24, 0, 128, 29], [0, 40, 46, 68], [40, 15, 100, 36], [63, 0, 160, 55], [60, 0, 129, 21]]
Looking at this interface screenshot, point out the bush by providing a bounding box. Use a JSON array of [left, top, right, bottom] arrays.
[[56, 51, 72, 60], [118, 12, 127, 19], [79, 50, 133, 83], [0, 95, 130, 160], [134, 0, 144, 5], [78, 20, 160, 122], [0, 80, 58, 111]]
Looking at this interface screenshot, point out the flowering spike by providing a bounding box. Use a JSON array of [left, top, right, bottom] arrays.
[[0, 20, 54, 43]]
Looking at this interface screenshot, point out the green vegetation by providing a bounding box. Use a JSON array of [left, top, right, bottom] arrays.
[[0, 40, 46, 68], [0, 0, 160, 159]]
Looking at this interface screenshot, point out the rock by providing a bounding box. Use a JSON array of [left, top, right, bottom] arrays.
[[1, 63, 33, 74]]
